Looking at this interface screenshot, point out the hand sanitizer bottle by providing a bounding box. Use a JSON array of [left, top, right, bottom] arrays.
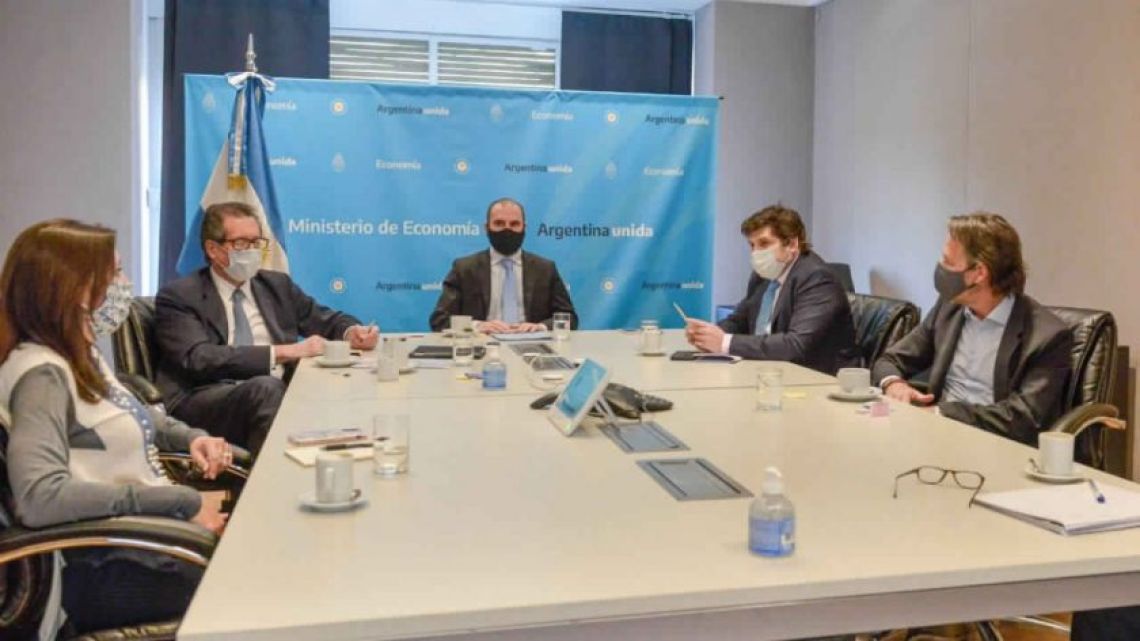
[[749, 467, 795, 557], [482, 342, 507, 390]]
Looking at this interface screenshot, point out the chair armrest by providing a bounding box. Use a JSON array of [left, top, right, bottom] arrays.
[[117, 372, 164, 405], [70, 620, 180, 641], [156, 452, 249, 482], [1049, 402, 1126, 438], [0, 516, 217, 567]]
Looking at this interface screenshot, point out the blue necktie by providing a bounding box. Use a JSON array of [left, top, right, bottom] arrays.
[[501, 259, 520, 324], [232, 289, 254, 346], [754, 280, 780, 336]]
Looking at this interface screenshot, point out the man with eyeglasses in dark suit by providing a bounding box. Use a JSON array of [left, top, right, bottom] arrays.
[[154, 201, 378, 456]]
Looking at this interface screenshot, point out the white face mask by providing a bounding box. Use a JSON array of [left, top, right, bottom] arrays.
[[90, 278, 133, 337], [224, 248, 262, 283], [750, 247, 786, 280]]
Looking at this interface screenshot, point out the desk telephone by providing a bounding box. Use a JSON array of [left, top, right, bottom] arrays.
[[530, 382, 673, 419]]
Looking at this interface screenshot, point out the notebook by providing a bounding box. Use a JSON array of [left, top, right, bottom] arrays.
[[974, 482, 1140, 535], [285, 445, 374, 467]]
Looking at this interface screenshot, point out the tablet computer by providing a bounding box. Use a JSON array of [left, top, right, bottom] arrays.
[[546, 358, 611, 436]]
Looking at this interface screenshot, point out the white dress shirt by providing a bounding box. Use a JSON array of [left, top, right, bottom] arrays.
[[722, 254, 799, 353], [209, 268, 280, 377], [487, 249, 526, 322]]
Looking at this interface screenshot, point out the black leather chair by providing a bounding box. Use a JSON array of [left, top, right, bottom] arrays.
[[1043, 306, 1123, 469], [846, 293, 921, 369], [827, 262, 856, 293], [112, 296, 164, 405], [0, 422, 218, 641]]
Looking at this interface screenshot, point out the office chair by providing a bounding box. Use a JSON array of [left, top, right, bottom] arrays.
[[112, 296, 164, 405], [827, 262, 856, 293], [0, 423, 219, 641], [846, 293, 921, 368]]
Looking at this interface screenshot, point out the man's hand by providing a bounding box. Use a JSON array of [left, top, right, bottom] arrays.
[[685, 319, 726, 353], [477, 320, 513, 334], [276, 335, 326, 363], [883, 379, 935, 405], [346, 324, 379, 350], [191, 496, 228, 534], [189, 436, 232, 480], [514, 322, 547, 333]]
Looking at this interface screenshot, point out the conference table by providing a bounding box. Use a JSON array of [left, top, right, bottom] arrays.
[[178, 330, 1140, 641]]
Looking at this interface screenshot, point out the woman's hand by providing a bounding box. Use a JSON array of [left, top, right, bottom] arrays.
[[189, 436, 233, 480], [191, 494, 228, 534]]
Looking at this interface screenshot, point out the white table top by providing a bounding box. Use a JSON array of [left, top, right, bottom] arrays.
[[179, 384, 1140, 641], [288, 329, 835, 401]]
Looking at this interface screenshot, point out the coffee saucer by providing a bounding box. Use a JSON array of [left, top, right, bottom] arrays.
[[827, 388, 880, 403], [298, 489, 367, 512], [316, 357, 355, 368], [1024, 462, 1084, 484]]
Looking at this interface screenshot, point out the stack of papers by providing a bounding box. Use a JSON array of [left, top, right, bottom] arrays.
[[974, 482, 1140, 535]]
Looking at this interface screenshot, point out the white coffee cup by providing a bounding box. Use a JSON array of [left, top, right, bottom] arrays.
[[1038, 432, 1075, 476], [450, 315, 473, 334], [324, 340, 350, 362], [837, 367, 871, 395], [315, 451, 355, 503]]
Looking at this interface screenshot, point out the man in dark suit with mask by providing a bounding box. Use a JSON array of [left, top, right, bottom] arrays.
[[429, 197, 577, 333], [872, 212, 1072, 445], [154, 201, 378, 455], [684, 204, 858, 375]]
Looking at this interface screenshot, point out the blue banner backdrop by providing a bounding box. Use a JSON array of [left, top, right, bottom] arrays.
[[184, 75, 717, 331]]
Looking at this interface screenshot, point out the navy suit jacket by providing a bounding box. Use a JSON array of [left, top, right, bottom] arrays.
[[154, 268, 359, 408], [718, 252, 859, 375], [429, 250, 577, 332]]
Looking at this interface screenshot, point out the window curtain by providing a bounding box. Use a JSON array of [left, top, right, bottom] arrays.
[[560, 11, 692, 95], [159, 0, 329, 284]]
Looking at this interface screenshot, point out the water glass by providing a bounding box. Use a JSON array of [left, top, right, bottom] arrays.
[[373, 414, 410, 477], [453, 329, 475, 367], [377, 337, 399, 382], [552, 312, 573, 341], [756, 368, 783, 411]]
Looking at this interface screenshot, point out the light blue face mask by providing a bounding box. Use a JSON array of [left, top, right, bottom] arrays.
[[224, 249, 262, 283]]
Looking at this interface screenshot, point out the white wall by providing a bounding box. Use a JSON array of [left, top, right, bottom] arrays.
[[813, 0, 1140, 470], [0, 0, 141, 285], [695, 0, 816, 309]]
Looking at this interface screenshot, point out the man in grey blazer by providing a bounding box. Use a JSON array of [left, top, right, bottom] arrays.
[[872, 212, 1072, 445], [155, 202, 379, 455], [429, 197, 577, 333], [685, 205, 858, 375]]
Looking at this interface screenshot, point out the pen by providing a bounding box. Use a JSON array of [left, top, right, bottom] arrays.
[[321, 441, 374, 451], [1087, 478, 1107, 504]]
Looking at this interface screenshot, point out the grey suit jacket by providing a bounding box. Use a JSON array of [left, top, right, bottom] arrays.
[[154, 268, 360, 408], [871, 293, 1073, 445], [718, 252, 859, 375], [429, 250, 577, 332]]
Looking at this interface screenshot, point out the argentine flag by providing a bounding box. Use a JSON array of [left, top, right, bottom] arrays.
[[177, 69, 289, 274]]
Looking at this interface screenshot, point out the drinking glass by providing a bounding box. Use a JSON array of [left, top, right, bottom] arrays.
[[453, 329, 475, 367], [552, 312, 573, 341], [756, 368, 783, 411], [373, 414, 410, 477]]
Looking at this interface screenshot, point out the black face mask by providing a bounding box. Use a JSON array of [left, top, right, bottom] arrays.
[[933, 263, 973, 301], [488, 229, 524, 256]]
